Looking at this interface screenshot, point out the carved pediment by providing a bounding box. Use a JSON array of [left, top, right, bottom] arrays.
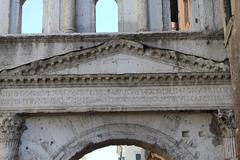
[[0, 39, 229, 76]]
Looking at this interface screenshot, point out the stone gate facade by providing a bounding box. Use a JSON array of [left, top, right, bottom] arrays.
[[0, 0, 237, 159]]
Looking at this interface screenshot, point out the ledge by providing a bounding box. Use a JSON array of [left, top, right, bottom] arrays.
[[0, 31, 224, 43]]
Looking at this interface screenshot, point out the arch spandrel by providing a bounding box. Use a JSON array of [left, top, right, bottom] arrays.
[[52, 123, 195, 160]]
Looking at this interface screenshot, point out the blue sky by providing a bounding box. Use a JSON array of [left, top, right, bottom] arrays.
[[22, 0, 119, 159], [22, 0, 118, 33]]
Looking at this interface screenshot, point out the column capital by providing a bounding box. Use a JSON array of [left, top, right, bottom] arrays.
[[215, 109, 236, 137], [0, 113, 25, 160]]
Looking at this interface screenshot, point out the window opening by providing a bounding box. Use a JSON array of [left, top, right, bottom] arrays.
[[22, 0, 43, 33], [136, 153, 141, 160], [170, 0, 179, 31], [96, 0, 118, 32]]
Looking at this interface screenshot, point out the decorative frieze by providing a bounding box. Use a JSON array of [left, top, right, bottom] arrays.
[[0, 113, 25, 160], [0, 72, 231, 87]]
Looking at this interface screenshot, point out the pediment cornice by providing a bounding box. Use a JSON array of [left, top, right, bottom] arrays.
[[0, 72, 231, 88], [0, 39, 229, 76]]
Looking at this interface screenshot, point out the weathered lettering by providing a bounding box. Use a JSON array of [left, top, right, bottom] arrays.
[[0, 85, 232, 112]]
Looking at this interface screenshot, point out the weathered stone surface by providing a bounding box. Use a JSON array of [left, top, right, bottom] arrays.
[[0, 85, 233, 113], [19, 112, 225, 160], [0, 0, 237, 159]]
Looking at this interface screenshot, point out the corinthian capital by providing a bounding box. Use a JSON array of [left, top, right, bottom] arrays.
[[0, 113, 25, 160]]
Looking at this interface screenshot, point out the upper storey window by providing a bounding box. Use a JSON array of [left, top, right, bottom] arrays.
[[170, 0, 179, 30], [96, 0, 118, 32], [22, 0, 43, 33]]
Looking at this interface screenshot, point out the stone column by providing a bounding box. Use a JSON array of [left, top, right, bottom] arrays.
[[162, 0, 171, 31], [64, 0, 76, 33], [76, 0, 96, 33], [43, 0, 62, 33], [0, 113, 25, 160], [137, 0, 148, 31], [148, 0, 164, 31], [0, 0, 23, 34]]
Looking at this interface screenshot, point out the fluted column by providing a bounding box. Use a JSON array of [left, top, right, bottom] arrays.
[[137, 0, 148, 31], [64, 0, 76, 33], [0, 113, 25, 160]]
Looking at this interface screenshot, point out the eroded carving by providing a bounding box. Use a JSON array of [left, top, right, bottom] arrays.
[[217, 109, 236, 130], [0, 113, 25, 160]]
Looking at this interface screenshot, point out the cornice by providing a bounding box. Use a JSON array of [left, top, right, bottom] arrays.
[[0, 31, 224, 43], [0, 39, 230, 76], [0, 72, 231, 88]]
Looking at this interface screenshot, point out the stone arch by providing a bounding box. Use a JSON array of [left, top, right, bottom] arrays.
[[21, 0, 43, 33], [52, 123, 195, 160]]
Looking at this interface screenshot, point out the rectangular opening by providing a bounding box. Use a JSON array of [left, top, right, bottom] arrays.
[[170, 0, 179, 30], [136, 154, 141, 160]]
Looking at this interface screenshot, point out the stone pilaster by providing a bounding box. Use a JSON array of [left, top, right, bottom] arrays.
[[64, 0, 76, 33], [137, 0, 148, 31], [216, 110, 236, 159], [0, 113, 25, 160]]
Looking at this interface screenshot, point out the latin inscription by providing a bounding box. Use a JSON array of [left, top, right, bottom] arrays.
[[0, 85, 233, 111]]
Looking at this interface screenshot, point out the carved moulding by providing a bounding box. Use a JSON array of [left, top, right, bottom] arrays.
[[0, 72, 231, 88], [0, 113, 25, 160]]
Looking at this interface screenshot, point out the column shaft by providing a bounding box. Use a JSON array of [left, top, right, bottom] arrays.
[[138, 0, 148, 31], [64, 0, 76, 33]]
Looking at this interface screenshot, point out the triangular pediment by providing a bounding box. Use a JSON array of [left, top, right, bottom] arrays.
[[0, 39, 229, 76]]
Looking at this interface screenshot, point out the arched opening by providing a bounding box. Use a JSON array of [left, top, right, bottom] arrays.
[[73, 140, 170, 160], [52, 124, 194, 160], [79, 144, 167, 160], [96, 0, 118, 32], [22, 0, 43, 33]]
